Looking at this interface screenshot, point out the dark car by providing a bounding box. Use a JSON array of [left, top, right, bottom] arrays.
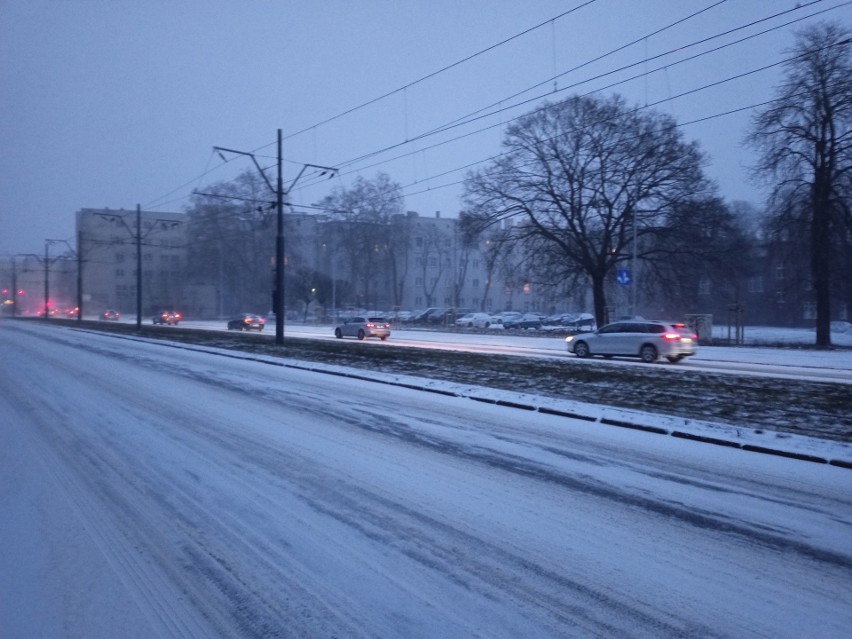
[[502, 313, 543, 330], [227, 313, 265, 331], [100, 309, 120, 321], [411, 307, 444, 324], [153, 310, 181, 325]]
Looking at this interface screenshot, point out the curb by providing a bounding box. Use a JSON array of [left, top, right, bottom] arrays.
[[77, 328, 852, 470]]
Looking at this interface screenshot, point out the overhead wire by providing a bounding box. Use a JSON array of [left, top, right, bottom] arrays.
[[303, 1, 849, 205], [140, 0, 847, 216]]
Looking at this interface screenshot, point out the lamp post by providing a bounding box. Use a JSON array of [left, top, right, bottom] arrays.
[[214, 130, 336, 345]]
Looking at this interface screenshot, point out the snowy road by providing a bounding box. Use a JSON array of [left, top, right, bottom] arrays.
[[2, 321, 851, 638], [182, 320, 852, 384]]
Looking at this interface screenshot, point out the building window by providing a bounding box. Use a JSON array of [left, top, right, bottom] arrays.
[[776, 265, 785, 280], [803, 302, 816, 320], [748, 277, 763, 293]]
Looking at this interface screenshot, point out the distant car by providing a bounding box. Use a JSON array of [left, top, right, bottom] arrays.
[[502, 313, 543, 330], [491, 311, 522, 325], [411, 308, 443, 324], [100, 309, 120, 321], [566, 320, 698, 363], [227, 313, 265, 331], [153, 310, 181, 325], [455, 312, 493, 328], [544, 312, 596, 333], [334, 316, 391, 340]]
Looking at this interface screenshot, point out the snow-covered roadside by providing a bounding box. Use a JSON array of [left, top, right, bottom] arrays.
[[142, 335, 852, 468]]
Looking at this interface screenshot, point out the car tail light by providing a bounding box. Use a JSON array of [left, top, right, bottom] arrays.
[[663, 332, 681, 341]]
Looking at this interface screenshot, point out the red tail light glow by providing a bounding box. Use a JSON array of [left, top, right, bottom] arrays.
[[663, 332, 681, 341]]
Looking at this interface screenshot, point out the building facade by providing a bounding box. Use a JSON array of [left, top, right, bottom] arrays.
[[76, 208, 187, 318]]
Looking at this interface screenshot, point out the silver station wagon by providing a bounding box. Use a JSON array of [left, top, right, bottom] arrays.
[[566, 320, 697, 363], [334, 316, 391, 341]]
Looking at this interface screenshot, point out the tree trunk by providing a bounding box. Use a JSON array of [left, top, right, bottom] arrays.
[[591, 272, 607, 327], [812, 176, 832, 348]]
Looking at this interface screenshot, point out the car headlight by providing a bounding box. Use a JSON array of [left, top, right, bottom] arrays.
[[565, 335, 575, 343]]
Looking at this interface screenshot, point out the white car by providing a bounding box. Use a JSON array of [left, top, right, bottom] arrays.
[[566, 320, 697, 363], [334, 316, 391, 341], [455, 312, 494, 328]]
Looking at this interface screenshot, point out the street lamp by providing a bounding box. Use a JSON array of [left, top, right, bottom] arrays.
[[214, 129, 336, 345]]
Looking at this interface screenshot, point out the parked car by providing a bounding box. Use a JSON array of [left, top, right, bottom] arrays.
[[153, 310, 181, 325], [454, 312, 494, 328], [100, 309, 120, 321], [334, 316, 391, 340], [543, 312, 596, 333], [565, 320, 698, 363], [411, 308, 443, 324], [227, 313, 265, 331], [491, 311, 522, 325], [502, 313, 543, 330]]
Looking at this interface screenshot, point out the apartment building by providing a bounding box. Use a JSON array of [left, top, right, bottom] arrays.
[[76, 207, 187, 317]]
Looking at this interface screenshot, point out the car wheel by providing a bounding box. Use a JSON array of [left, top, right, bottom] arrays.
[[574, 341, 590, 358], [640, 345, 658, 363], [666, 355, 680, 363], [334, 328, 342, 339], [484, 322, 490, 328], [380, 335, 388, 341], [357, 329, 365, 340]]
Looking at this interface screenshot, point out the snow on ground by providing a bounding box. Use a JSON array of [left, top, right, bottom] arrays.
[[1, 320, 851, 638]]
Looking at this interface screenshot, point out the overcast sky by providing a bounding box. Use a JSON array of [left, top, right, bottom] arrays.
[[1, 0, 849, 257]]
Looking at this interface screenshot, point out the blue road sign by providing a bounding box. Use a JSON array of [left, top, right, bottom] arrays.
[[616, 269, 631, 286]]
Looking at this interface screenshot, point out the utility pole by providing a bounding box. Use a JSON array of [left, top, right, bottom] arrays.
[[43, 239, 66, 319], [275, 129, 285, 344], [76, 230, 83, 322], [43, 241, 50, 319], [94, 207, 180, 331], [214, 131, 336, 345], [136, 204, 142, 330]]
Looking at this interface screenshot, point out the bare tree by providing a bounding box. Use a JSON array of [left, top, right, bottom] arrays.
[[747, 22, 852, 347], [642, 196, 752, 317], [187, 170, 276, 316], [463, 94, 713, 326], [318, 173, 405, 310]]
